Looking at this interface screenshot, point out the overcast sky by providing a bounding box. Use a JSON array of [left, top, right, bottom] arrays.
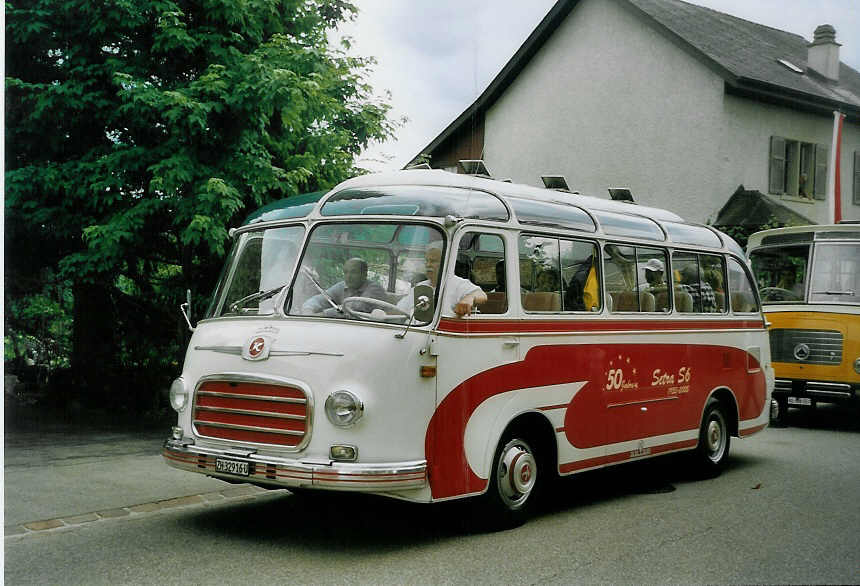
[[338, 0, 860, 172]]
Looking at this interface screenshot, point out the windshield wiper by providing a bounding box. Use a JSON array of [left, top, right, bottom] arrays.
[[301, 266, 340, 311], [229, 284, 288, 313], [812, 289, 855, 296]]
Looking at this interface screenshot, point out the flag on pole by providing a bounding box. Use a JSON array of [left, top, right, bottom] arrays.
[[826, 111, 845, 223]]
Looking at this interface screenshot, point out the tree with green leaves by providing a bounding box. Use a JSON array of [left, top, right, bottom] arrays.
[[5, 0, 396, 408]]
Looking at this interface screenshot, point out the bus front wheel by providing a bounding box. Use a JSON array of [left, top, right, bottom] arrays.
[[481, 433, 541, 529], [693, 398, 731, 477], [770, 395, 789, 427]]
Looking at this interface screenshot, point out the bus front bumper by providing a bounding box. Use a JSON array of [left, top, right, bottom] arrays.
[[773, 378, 857, 403], [163, 438, 427, 492]]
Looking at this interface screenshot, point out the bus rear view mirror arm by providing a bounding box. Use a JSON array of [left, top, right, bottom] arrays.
[[180, 289, 195, 333], [396, 284, 435, 339]]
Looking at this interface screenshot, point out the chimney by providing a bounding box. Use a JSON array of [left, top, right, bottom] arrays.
[[807, 24, 840, 81]]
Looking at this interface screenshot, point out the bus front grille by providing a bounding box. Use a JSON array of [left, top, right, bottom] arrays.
[[192, 380, 309, 449], [769, 329, 843, 365]]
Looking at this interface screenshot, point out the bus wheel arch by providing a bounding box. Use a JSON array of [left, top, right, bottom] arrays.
[[707, 387, 739, 437], [480, 412, 557, 528]]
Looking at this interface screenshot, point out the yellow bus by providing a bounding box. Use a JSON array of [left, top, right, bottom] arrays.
[[747, 224, 860, 424]]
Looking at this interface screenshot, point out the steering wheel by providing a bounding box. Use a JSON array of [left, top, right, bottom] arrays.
[[760, 287, 796, 301], [341, 296, 411, 322]]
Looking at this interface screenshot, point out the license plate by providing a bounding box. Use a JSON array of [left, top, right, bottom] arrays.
[[787, 396, 812, 406], [215, 458, 250, 477]]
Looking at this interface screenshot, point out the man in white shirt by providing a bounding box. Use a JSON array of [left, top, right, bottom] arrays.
[[398, 244, 486, 318]]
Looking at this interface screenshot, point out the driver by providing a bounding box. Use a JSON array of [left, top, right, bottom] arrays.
[[301, 257, 387, 315], [775, 267, 804, 299]]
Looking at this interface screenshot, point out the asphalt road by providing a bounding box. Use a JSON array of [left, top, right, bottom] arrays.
[[4, 404, 859, 585]]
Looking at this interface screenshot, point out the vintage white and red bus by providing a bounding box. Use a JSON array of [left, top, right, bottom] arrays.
[[164, 170, 772, 526]]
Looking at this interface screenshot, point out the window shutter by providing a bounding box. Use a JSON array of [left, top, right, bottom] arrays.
[[814, 144, 828, 200], [854, 151, 860, 205], [769, 136, 786, 194]]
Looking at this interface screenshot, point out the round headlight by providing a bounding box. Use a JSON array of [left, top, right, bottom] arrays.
[[169, 377, 188, 412], [854, 357, 860, 374], [325, 390, 364, 427]]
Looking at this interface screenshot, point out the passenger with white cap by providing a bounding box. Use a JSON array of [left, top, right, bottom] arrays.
[[643, 258, 666, 291]]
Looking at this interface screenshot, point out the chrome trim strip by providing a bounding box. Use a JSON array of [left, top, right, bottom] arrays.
[[806, 388, 853, 398], [195, 405, 306, 420], [806, 381, 853, 390], [197, 390, 307, 404], [193, 420, 305, 436], [607, 396, 680, 408], [163, 440, 427, 492], [270, 350, 345, 357], [194, 345, 343, 357], [195, 345, 242, 354]]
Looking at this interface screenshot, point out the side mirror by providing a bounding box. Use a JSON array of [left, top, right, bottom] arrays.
[[412, 283, 435, 323]]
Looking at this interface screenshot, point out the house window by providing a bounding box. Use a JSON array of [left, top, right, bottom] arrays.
[[769, 136, 827, 200], [854, 152, 860, 205]]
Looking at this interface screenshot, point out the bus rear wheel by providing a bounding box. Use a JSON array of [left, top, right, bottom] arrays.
[[481, 433, 541, 529], [693, 398, 731, 477]]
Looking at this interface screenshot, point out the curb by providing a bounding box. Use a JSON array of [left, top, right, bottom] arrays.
[[5, 484, 279, 538]]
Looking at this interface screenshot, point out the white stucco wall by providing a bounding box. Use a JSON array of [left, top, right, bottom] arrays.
[[719, 96, 860, 225], [482, 0, 860, 224]]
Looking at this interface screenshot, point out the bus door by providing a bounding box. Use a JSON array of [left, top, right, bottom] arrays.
[[433, 231, 519, 401], [601, 245, 682, 451], [427, 230, 517, 497]]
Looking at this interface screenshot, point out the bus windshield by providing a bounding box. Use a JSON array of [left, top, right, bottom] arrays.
[[749, 244, 809, 303], [210, 225, 306, 317], [285, 222, 445, 324], [809, 243, 860, 304]]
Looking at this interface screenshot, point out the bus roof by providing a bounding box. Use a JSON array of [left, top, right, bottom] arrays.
[[747, 223, 860, 250], [240, 170, 741, 254], [333, 170, 685, 222]]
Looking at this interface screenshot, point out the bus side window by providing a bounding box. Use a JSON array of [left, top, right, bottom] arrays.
[[701, 254, 727, 313], [604, 244, 643, 312], [561, 239, 600, 312], [728, 257, 760, 313], [470, 233, 507, 314], [603, 245, 669, 313], [520, 235, 562, 312], [634, 247, 668, 312], [673, 252, 722, 313]]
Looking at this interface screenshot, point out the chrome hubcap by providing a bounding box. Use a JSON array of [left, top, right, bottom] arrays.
[[706, 415, 726, 462], [497, 439, 536, 510]]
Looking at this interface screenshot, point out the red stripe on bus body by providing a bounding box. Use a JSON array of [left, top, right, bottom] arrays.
[[425, 343, 767, 500], [559, 452, 628, 474], [558, 439, 698, 474], [437, 318, 764, 334]]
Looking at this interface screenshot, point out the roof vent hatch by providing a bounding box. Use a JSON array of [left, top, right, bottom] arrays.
[[777, 58, 803, 74]]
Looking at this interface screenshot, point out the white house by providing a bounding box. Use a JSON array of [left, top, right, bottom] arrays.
[[409, 0, 860, 226]]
